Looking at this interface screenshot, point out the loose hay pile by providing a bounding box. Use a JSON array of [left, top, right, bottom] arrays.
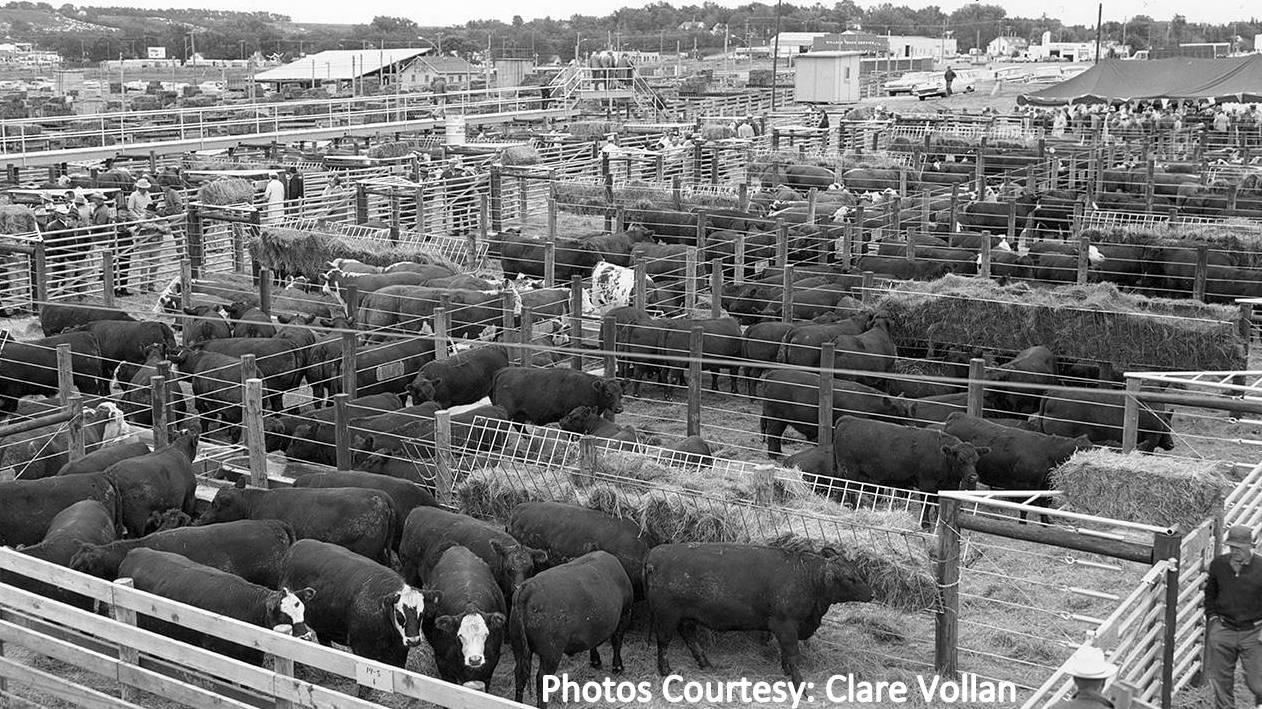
[[365, 141, 416, 160], [0, 205, 38, 235], [554, 181, 740, 215], [500, 145, 541, 166], [565, 121, 621, 138], [873, 275, 1246, 371], [1050, 449, 1234, 530], [1082, 224, 1262, 267], [455, 448, 937, 612], [249, 227, 461, 279], [197, 177, 256, 206]]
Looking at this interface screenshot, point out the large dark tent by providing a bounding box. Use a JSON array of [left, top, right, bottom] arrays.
[[1019, 55, 1262, 106]]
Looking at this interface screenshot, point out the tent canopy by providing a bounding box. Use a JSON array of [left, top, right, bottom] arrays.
[[1019, 55, 1262, 106]]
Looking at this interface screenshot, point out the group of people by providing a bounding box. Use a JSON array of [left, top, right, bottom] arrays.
[[262, 167, 305, 225], [1028, 101, 1262, 152], [1052, 524, 1262, 708], [36, 170, 185, 298]]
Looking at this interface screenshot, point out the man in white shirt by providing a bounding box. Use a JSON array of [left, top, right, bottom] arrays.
[[264, 172, 286, 225]]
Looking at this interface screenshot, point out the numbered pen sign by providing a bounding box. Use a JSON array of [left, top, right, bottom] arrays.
[[375, 360, 405, 382], [356, 662, 392, 691]]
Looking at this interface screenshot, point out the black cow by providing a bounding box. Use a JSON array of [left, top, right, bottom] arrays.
[[167, 347, 246, 437], [0, 331, 108, 412], [285, 403, 440, 466], [71, 320, 176, 378], [57, 441, 151, 476], [832, 416, 987, 495], [498, 233, 600, 281], [196, 481, 395, 564], [646, 543, 872, 685], [5, 499, 116, 607], [407, 345, 511, 407], [579, 226, 659, 267], [651, 317, 743, 394], [776, 316, 872, 368], [291, 471, 437, 549], [181, 305, 233, 347], [0, 473, 121, 547], [510, 551, 634, 708], [956, 195, 1039, 232], [740, 321, 795, 394], [760, 370, 909, 457], [222, 301, 275, 338], [400, 506, 547, 606], [118, 548, 316, 664], [991, 345, 1059, 414], [280, 539, 438, 673], [491, 368, 623, 425], [263, 392, 404, 452], [308, 336, 435, 405], [421, 546, 507, 691], [197, 337, 302, 411], [943, 413, 1093, 521], [1036, 390, 1175, 451], [101, 429, 198, 537], [508, 502, 657, 599], [69, 519, 295, 585], [40, 302, 137, 336], [360, 404, 512, 465], [625, 208, 700, 242]]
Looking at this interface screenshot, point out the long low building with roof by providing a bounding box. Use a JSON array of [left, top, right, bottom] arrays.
[[253, 48, 478, 92]]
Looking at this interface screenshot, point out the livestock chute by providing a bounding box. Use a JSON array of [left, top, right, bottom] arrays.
[[1018, 54, 1262, 106]]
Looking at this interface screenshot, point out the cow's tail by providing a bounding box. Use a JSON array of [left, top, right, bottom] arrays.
[[774, 331, 791, 364], [509, 588, 531, 697]]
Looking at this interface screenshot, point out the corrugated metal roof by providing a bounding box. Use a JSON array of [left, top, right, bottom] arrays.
[[254, 48, 431, 82]]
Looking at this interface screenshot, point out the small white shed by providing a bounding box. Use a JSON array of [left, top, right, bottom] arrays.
[[793, 51, 862, 104]]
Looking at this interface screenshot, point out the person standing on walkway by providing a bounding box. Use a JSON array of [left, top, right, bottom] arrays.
[[1206, 524, 1262, 709], [1051, 645, 1118, 708], [264, 171, 286, 225], [944, 66, 956, 97]]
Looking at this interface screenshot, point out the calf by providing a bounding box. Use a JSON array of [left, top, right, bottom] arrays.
[[222, 301, 275, 338], [69, 519, 294, 585], [5, 500, 116, 608], [59, 441, 149, 479], [102, 429, 198, 537], [285, 403, 440, 466], [646, 543, 871, 685], [558, 406, 639, 446], [280, 539, 438, 672], [740, 321, 795, 395], [992, 345, 1059, 414], [291, 471, 437, 549], [168, 347, 245, 437], [508, 502, 656, 599], [0, 473, 121, 547], [421, 546, 507, 692], [653, 317, 743, 393], [0, 331, 107, 412], [407, 345, 511, 407], [263, 392, 404, 453], [72, 320, 176, 379], [491, 368, 624, 425], [400, 506, 547, 606], [307, 336, 434, 404], [832, 416, 987, 495], [181, 305, 233, 347], [196, 481, 395, 564], [760, 370, 909, 457], [118, 548, 315, 664], [511, 551, 634, 708]]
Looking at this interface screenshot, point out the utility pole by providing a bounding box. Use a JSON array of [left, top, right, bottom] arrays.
[[770, 0, 782, 112], [1094, 2, 1103, 63]]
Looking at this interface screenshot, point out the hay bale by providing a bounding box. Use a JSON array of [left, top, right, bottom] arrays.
[[873, 275, 1246, 371], [566, 121, 620, 138], [1050, 449, 1234, 530], [501, 145, 541, 166], [198, 178, 256, 206], [365, 141, 415, 160], [0, 205, 37, 235], [248, 227, 462, 280]]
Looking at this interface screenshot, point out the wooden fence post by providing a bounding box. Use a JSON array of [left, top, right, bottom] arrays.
[[1077, 234, 1091, 285], [343, 284, 360, 322], [633, 258, 647, 311], [569, 276, 584, 370], [150, 375, 169, 449], [687, 326, 702, 437], [543, 240, 556, 288], [1121, 377, 1140, 453], [258, 267, 272, 315], [240, 353, 257, 386], [979, 234, 991, 280], [967, 358, 986, 418], [1193, 245, 1209, 301], [818, 342, 835, 477], [55, 344, 73, 404], [601, 315, 617, 379], [245, 378, 268, 489], [578, 436, 597, 483], [519, 306, 534, 367], [488, 165, 503, 233], [781, 265, 795, 323], [433, 307, 449, 361], [101, 251, 115, 307], [110, 577, 141, 703], [935, 496, 962, 678], [1154, 530, 1184, 709], [710, 260, 723, 318], [334, 393, 351, 471], [66, 394, 84, 462], [733, 235, 746, 285], [433, 410, 454, 504], [340, 331, 357, 398], [948, 183, 959, 232], [684, 247, 698, 314], [775, 219, 788, 268], [32, 241, 46, 310]]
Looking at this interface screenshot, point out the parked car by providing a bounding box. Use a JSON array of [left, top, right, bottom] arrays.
[[913, 71, 978, 99], [884, 71, 938, 96]]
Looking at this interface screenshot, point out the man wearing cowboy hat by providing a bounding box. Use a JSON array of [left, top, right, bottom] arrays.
[[1053, 645, 1117, 708], [1206, 524, 1262, 708]]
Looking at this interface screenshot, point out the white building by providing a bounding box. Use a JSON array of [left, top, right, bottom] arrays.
[[767, 32, 829, 58], [253, 48, 437, 90], [987, 36, 1029, 58], [884, 34, 957, 61], [1027, 31, 1099, 62]]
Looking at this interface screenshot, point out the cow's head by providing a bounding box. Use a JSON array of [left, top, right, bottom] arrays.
[[267, 587, 317, 641], [154, 276, 183, 315], [68, 543, 116, 579], [194, 481, 253, 526], [488, 539, 548, 598], [818, 547, 874, 604], [386, 584, 439, 647], [593, 378, 624, 415], [623, 224, 657, 244], [558, 405, 600, 434], [943, 441, 988, 490], [406, 375, 438, 406], [436, 610, 506, 670]]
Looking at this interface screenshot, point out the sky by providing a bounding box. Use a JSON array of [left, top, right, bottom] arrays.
[[72, 0, 1262, 29]]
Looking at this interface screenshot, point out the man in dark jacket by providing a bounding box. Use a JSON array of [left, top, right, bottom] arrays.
[[284, 167, 304, 216], [1051, 645, 1117, 708], [944, 67, 956, 96], [1206, 524, 1262, 708]]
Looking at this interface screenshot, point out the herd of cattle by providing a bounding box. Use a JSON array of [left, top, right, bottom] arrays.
[[0, 430, 871, 705]]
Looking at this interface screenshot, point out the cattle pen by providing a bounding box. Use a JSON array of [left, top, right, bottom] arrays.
[[0, 88, 1261, 709]]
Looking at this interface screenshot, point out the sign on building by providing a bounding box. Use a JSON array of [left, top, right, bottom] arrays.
[[147, 47, 167, 60]]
